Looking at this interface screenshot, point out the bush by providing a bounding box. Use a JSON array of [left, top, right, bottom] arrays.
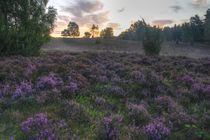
[[127, 103, 151, 125], [0, 1, 57, 56], [95, 38, 101, 44], [143, 26, 163, 56]]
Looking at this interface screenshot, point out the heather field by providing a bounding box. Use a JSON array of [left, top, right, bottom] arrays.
[[0, 52, 210, 140]]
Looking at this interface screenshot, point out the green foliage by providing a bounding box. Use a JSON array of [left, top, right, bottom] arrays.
[[204, 9, 210, 42], [119, 9, 210, 44], [143, 25, 163, 56], [100, 27, 114, 38], [61, 22, 80, 38], [0, 0, 57, 56]]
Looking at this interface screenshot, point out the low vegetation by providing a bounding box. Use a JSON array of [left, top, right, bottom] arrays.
[[0, 52, 210, 139]]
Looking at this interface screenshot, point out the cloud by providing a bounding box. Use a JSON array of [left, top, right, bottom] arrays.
[[107, 23, 121, 30], [57, 15, 71, 23], [191, 0, 208, 9], [118, 8, 125, 13], [152, 20, 174, 27], [63, 0, 104, 17], [71, 11, 109, 27], [170, 5, 182, 13]]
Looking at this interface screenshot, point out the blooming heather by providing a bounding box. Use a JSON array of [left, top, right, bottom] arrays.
[[155, 96, 182, 113], [13, 81, 32, 98], [36, 73, 63, 90], [128, 103, 151, 125], [100, 115, 123, 140], [144, 119, 170, 140], [66, 82, 78, 94], [21, 113, 56, 140], [180, 74, 194, 84]]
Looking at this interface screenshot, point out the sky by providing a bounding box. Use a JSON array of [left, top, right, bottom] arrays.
[[48, 0, 210, 37]]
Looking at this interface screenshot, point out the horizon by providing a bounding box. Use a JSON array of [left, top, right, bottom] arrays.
[[48, 0, 210, 37]]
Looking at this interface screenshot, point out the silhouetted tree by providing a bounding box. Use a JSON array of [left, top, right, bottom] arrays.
[[190, 15, 204, 42], [204, 9, 210, 42], [143, 22, 163, 55], [61, 22, 80, 38], [181, 23, 193, 44], [90, 24, 99, 38], [0, 0, 57, 56], [84, 32, 91, 38], [100, 27, 114, 38]]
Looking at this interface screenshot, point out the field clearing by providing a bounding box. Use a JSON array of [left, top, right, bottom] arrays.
[[0, 52, 210, 139], [42, 38, 210, 59]]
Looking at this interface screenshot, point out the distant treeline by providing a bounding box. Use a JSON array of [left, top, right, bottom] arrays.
[[119, 9, 210, 44]]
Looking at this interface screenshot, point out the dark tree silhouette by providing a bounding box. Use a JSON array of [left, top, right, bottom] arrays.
[[204, 9, 210, 42], [90, 24, 99, 38], [61, 22, 80, 38], [100, 27, 114, 38], [84, 32, 91, 38]]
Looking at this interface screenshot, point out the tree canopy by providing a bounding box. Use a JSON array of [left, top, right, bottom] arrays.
[[100, 27, 114, 38], [119, 9, 210, 45], [90, 24, 99, 38], [0, 0, 57, 56], [61, 22, 80, 38]]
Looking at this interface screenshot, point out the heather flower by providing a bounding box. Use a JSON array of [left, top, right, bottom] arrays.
[[131, 71, 146, 84], [66, 82, 78, 94], [20, 113, 57, 140], [144, 119, 170, 140], [180, 75, 195, 85], [97, 114, 123, 140], [127, 103, 151, 125], [36, 73, 63, 90], [155, 96, 182, 113], [13, 81, 33, 99]]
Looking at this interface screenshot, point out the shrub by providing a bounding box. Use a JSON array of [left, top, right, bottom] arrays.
[[97, 114, 123, 140], [36, 73, 63, 90], [59, 100, 89, 123], [95, 38, 101, 44], [127, 103, 150, 125], [143, 26, 163, 56], [144, 118, 170, 140], [20, 113, 57, 139], [155, 96, 182, 113], [13, 81, 33, 99]]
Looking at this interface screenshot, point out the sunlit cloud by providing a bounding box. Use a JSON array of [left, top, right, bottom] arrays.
[[152, 20, 174, 27]]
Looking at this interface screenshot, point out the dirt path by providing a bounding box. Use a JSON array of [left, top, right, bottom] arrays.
[[42, 38, 210, 59]]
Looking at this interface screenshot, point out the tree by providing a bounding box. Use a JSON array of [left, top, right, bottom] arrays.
[[100, 27, 114, 38], [0, 0, 57, 56], [204, 9, 210, 42], [84, 32, 91, 38], [181, 23, 193, 44], [143, 23, 163, 56], [90, 24, 99, 38], [61, 22, 80, 38], [190, 15, 204, 42]]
